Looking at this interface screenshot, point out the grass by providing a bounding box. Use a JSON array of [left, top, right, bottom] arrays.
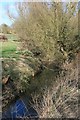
[[0, 33, 21, 58], [0, 41, 33, 58], [0, 34, 33, 58], [0, 41, 19, 58], [5, 34, 19, 41]]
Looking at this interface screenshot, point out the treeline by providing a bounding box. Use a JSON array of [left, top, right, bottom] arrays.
[[8, 2, 80, 63], [7, 1, 80, 94]]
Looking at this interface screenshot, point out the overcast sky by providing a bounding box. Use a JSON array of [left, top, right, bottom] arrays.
[[0, 0, 79, 26]]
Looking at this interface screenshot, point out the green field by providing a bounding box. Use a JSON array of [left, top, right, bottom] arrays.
[[0, 42, 32, 58], [0, 33, 21, 58], [0, 34, 33, 58], [0, 41, 19, 58], [5, 34, 19, 41]]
